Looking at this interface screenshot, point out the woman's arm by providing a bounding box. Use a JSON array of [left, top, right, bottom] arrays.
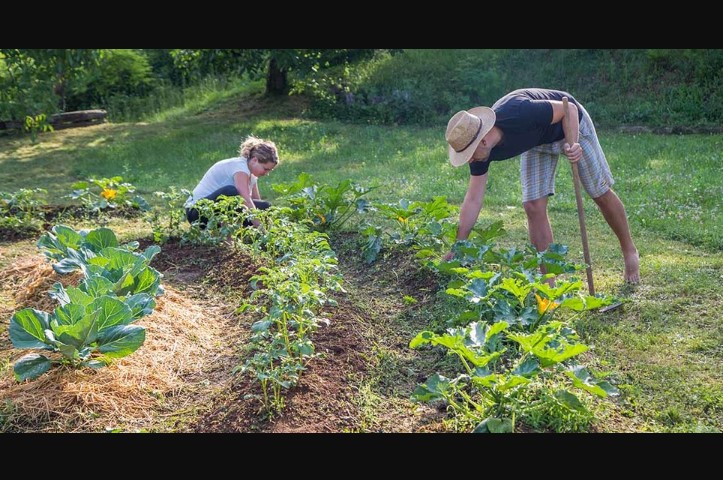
[[251, 182, 261, 200], [233, 171, 257, 209]]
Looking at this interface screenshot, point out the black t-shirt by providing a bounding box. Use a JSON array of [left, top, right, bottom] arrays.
[[470, 88, 584, 176]]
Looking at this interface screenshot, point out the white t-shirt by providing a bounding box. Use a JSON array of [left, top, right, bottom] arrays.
[[185, 157, 258, 208]]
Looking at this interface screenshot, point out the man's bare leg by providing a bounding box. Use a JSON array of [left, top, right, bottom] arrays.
[[524, 197, 556, 284], [592, 189, 640, 283], [524, 197, 553, 252]]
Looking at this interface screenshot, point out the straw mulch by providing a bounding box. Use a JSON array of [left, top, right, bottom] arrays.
[[0, 254, 245, 432]]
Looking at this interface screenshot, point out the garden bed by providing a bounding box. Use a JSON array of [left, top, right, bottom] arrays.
[[0, 234, 447, 432]]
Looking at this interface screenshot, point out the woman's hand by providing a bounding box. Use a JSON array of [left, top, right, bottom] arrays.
[[251, 218, 266, 233]]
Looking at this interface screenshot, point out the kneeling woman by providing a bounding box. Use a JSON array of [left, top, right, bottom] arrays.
[[185, 135, 279, 229]]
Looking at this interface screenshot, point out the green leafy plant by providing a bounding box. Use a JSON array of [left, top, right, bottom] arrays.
[[0, 188, 47, 235], [69, 176, 150, 214], [37, 224, 163, 297], [360, 196, 460, 263], [10, 296, 146, 381], [9, 224, 162, 381], [232, 207, 343, 414], [183, 195, 250, 246], [272, 173, 375, 231], [146, 186, 192, 243], [411, 319, 617, 433], [410, 233, 617, 432], [24, 113, 54, 144]]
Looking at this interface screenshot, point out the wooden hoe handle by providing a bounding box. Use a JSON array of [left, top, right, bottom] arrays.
[[562, 96, 595, 295]]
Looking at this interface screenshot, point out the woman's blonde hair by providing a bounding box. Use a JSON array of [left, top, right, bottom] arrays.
[[239, 135, 279, 165]]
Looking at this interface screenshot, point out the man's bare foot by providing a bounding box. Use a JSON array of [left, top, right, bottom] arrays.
[[624, 249, 640, 283]]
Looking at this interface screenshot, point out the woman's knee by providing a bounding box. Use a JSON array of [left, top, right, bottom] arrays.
[[186, 208, 199, 224], [206, 185, 239, 201], [186, 208, 208, 229]]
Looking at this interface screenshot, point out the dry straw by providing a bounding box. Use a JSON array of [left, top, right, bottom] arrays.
[[1, 256, 244, 432]]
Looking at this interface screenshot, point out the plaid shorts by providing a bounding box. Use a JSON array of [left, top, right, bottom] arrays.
[[520, 105, 614, 202]]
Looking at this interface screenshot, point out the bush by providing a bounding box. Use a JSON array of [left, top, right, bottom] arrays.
[[297, 50, 506, 125], [67, 49, 155, 111], [300, 49, 723, 128]]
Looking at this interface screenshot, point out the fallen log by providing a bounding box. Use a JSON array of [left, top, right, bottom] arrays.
[[0, 110, 107, 131]]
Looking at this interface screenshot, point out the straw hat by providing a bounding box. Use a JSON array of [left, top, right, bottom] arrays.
[[445, 106, 496, 167]]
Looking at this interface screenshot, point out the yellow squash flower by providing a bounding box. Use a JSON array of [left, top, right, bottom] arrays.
[[100, 188, 117, 200], [535, 293, 559, 315]]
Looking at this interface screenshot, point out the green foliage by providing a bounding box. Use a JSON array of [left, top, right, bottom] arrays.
[[302, 49, 722, 127], [406, 223, 617, 432], [183, 196, 250, 246], [0, 188, 47, 234], [23, 113, 53, 144], [1, 52, 58, 119], [66, 49, 154, 111], [37, 224, 163, 299], [360, 196, 459, 262], [302, 49, 504, 125], [0, 49, 101, 115], [517, 384, 596, 432], [9, 224, 162, 381], [170, 49, 389, 95], [233, 207, 343, 414], [105, 75, 258, 123], [2, 49, 721, 127], [146, 186, 192, 243], [10, 297, 146, 381], [69, 176, 149, 214], [271, 173, 375, 231]]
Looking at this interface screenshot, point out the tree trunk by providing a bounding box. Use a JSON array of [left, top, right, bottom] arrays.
[[54, 80, 67, 112], [265, 58, 288, 96]]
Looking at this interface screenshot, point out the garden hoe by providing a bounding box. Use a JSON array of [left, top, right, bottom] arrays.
[[561, 97, 622, 314], [561, 96, 595, 295]]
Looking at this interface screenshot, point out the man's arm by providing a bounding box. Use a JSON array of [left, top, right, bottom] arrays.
[[549, 100, 582, 163], [456, 173, 488, 241]]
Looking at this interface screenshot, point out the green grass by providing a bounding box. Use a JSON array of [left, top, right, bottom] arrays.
[[1, 85, 721, 432]]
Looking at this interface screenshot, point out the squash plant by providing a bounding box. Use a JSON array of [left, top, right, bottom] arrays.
[[271, 173, 374, 231], [411, 238, 617, 432], [359, 196, 462, 263], [69, 176, 150, 213], [411, 319, 617, 433]]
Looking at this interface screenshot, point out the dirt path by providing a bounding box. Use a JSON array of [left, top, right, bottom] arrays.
[[193, 233, 448, 432], [323, 234, 448, 432]]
